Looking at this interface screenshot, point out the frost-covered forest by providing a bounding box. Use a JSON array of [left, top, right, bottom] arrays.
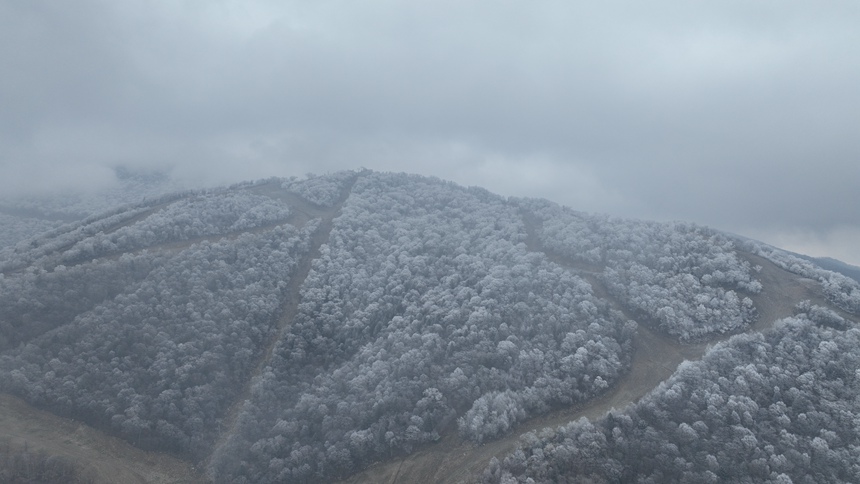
[[0, 166, 185, 251], [210, 173, 634, 482], [524, 199, 761, 342], [1, 170, 860, 483], [483, 313, 860, 483]]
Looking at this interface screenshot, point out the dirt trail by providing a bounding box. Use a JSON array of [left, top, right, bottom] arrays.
[[3, 190, 852, 484], [0, 179, 359, 484], [1, 201, 176, 275], [342, 321, 707, 484], [343, 212, 698, 484], [742, 252, 849, 327], [342, 212, 848, 484], [16, 182, 327, 272], [206, 176, 359, 472], [62, 185, 327, 269]]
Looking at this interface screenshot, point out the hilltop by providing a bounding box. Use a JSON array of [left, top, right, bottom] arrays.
[[1, 170, 859, 483]]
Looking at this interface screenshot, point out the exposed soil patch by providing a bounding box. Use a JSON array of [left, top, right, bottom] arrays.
[[0, 394, 204, 484], [741, 252, 848, 327]]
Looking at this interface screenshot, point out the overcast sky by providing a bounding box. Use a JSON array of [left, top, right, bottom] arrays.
[[2, 1, 859, 264]]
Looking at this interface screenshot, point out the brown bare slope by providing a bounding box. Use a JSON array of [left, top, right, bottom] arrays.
[[0, 394, 204, 484]]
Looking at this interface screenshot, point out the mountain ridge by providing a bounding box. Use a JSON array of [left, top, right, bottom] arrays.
[[1, 170, 858, 483]]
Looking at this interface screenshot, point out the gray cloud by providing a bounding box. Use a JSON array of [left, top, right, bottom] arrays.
[[2, 1, 859, 263]]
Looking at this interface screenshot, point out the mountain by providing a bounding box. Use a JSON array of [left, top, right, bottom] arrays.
[[1, 170, 858, 483], [0, 166, 184, 250], [802, 255, 860, 284]]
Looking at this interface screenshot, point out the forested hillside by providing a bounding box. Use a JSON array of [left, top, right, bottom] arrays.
[[1, 170, 859, 483], [0, 166, 183, 251], [483, 313, 860, 483]]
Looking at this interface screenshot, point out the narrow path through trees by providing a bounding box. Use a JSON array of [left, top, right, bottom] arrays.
[[341, 209, 856, 484], [0, 177, 360, 484], [206, 175, 359, 471], [3, 185, 855, 484]]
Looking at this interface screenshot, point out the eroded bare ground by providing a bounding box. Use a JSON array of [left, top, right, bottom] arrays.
[[0, 394, 205, 484]]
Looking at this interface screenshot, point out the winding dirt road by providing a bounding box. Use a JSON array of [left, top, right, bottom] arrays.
[[2, 192, 854, 484], [0, 180, 359, 484], [340, 212, 855, 484], [207, 177, 359, 470]]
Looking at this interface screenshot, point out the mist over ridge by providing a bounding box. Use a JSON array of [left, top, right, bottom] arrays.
[[4, 1, 860, 266], [1, 170, 859, 483]]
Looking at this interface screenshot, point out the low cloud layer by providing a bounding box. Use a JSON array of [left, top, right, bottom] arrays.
[[2, 1, 859, 263]]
